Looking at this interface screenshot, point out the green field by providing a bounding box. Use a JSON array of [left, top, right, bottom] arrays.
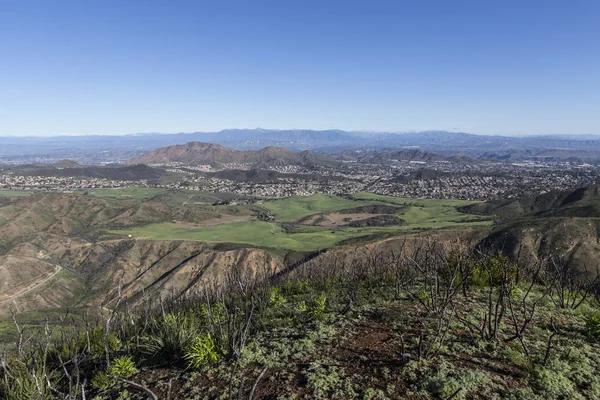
[[111, 193, 491, 251], [0, 189, 33, 197], [263, 193, 483, 222], [75, 187, 167, 199], [261, 194, 376, 221]]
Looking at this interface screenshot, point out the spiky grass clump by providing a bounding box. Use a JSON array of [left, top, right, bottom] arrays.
[[109, 356, 139, 378], [141, 312, 198, 363], [184, 334, 220, 369]]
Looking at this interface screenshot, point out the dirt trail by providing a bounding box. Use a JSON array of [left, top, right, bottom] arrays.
[[0, 263, 62, 304]]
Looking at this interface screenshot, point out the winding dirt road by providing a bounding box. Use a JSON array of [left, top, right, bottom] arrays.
[[0, 263, 62, 304]]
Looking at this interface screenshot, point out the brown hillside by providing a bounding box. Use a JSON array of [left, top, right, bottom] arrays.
[[126, 142, 334, 167]]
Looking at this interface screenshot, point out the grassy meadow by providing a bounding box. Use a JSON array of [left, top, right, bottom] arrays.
[[75, 187, 167, 199], [111, 193, 491, 251], [0, 189, 34, 197]]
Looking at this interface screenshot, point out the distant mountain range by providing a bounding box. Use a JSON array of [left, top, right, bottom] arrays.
[[3, 129, 600, 163]]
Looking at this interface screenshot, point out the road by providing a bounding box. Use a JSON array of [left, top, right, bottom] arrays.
[[0, 263, 62, 304]]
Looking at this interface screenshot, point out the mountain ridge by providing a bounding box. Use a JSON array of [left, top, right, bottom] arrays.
[[126, 141, 336, 167], [4, 129, 600, 162]]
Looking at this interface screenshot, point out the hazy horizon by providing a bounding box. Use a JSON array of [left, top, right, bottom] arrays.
[[1, 0, 599, 137], [0, 128, 597, 139]]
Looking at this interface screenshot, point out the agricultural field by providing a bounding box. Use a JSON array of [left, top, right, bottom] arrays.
[[112, 193, 492, 251]]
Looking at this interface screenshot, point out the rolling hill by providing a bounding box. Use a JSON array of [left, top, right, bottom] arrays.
[[460, 185, 600, 219], [469, 185, 600, 274], [126, 142, 336, 167]]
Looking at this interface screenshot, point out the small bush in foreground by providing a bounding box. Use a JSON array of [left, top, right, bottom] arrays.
[[584, 310, 600, 340], [140, 312, 198, 363], [309, 293, 327, 318], [109, 356, 139, 378], [184, 334, 220, 369], [92, 371, 113, 390]]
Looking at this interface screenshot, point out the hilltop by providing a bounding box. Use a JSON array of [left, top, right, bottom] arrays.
[[460, 185, 600, 273], [126, 142, 335, 167]]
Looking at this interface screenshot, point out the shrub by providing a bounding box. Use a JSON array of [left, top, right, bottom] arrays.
[[198, 302, 226, 324], [140, 312, 198, 363], [504, 346, 532, 372], [269, 288, 287, 307], [283, 278, 310, 295], [109, 356, 139, 378], [309, 293, 327, 318], [82, 327, 121, 357], [421, 368, 491, 400], [295, 300, 306, 312], [0, 364, 54, 400], [92, 371, 113, 390], [363, 387, 387, 400], [470, 253, 517, 288], [584, 311, 600, 340], [184, 334, 220, 369], [532, 365, 584, 400], [305, 363, 356, 399]]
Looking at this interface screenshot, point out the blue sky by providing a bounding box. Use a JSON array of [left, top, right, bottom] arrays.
[[1, 0, 599, 136]]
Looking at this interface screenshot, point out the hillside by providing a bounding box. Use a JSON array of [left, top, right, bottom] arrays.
[[0, 193, 221, 237], [461, 185, 600, 273], [0, 192, 489, 323], [460, 185, 600, 219], [126, 142, 335, 167], [0, 193, 276, 317], [3, 242, 600, 399], [2, 189, 600, 398]]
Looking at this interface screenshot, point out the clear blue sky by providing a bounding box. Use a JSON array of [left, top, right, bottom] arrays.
[[1, 0, 599, 136]]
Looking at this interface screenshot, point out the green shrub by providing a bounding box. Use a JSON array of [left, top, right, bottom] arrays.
[[198, 303, 226, 324], [184, 334, 220, 369], [82, 327, 121, 357], [305, 363, 356, 399], [584, 311, 600, 340], [504, 346, 532, 372], [502, 387, 542, 400], [269, 288, 287, 307], [92, 371, 113, 390], [532, 365, 584, 400], [363, 387, 387, 400], [282, 278, 310, 295], [297, 301, 308, 313], [309, 293, 327, 318], [421, 368, 491, 400], [414, 288, 429, 302], [470, 253, 517, 288], [0, 364, 55, 400], [140, 312, 198, 363], [109, 356, 139, 378]]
